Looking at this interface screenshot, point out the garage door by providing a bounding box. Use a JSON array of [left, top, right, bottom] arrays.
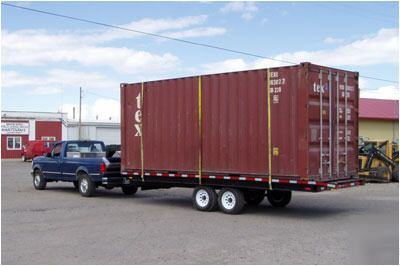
[[96, 127, 120, 145]]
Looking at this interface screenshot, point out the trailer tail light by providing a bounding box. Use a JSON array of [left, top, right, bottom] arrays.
[[100, 162, 106, 174]]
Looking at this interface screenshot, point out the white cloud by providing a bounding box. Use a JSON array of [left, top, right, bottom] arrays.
[[2, 69, 119, 92], [60, 98, 120, 122], [202, 59, 249, 73], [2, 30, 180, 74], [164, 27, 227, 39], [274, 28, 398, 66], [28, 87, 63, 95], [86, 15, 210, 43], [2, 15, 226, 74], [220, 2, 259, 21], [201, 28, 398, 75], [360, 85, 399, 100], [201, 58, 284, 74], [324, 37, 345, 44]]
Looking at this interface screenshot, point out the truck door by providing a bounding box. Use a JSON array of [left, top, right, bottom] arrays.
[[42, 143, 63, 180], [61, 142, 81, 181]]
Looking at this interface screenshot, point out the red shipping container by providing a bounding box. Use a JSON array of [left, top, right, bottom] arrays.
[[121, 62, 359, 183]]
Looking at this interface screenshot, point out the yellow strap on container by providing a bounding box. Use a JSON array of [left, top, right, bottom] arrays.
[[267, 69, 272, 190], [198, 76, 202, 185], [140, 82, 144, 182]]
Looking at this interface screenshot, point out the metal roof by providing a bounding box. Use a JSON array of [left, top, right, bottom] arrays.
[[359, 98, 399, 121]]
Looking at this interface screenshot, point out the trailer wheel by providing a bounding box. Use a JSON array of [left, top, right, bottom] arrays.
[[244, 189, 265, 206], [218, 188, 245, 214], [78, 173, 95, 197], [266, 190, 291, 207], [33, 169, 46, 190], [192, 186, 217, 211], [121, 185, 138, 195]]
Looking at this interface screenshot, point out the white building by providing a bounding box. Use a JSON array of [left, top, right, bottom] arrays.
[[67, 121, 121, 145]]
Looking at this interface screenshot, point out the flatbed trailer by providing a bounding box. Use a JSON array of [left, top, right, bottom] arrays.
[[120, 62, 363, 214]]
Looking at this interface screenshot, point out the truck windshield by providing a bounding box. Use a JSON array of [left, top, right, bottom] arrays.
[[66, 142, 105, 153]]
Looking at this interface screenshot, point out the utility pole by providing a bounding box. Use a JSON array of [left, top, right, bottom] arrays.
[[79, 87, 82, 140]]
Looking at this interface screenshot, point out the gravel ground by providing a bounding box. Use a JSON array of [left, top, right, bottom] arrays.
[[2, 160, 398, 264]]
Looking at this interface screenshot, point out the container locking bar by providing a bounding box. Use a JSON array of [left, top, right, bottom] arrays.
[[344, 73, 348, 177], [319, 70, 323, 179], [336, 73, 340, 177], [328, 71, 332, 178]]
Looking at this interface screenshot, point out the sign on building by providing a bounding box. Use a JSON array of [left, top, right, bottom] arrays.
[[1, 122, 29, 135]]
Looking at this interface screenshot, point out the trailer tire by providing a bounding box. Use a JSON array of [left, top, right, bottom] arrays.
[[218, 188, 245, 214], [267, 190, 291, 207], [244, 189, 265, 206], [33, 169, 46, 190], [78, 173, 95, 197], [121, 185, 138, 195], [192, 186, 217, 211]]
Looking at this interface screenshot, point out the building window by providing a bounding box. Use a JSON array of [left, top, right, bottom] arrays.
[[41, 136, 56, 141], [7, 136, 22, 150]]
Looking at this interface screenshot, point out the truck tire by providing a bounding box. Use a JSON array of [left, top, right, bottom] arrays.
[[244, 189, 265, 206], [392, 165, 399, 182], [33, 169, 46, 190], [266, 190, 292, 207], [192, 186, 217, 211], [218, 188, 245, 214], [121, 185, 138, 195], [78, 174, 95, 197], [73, 181, 79, 190]]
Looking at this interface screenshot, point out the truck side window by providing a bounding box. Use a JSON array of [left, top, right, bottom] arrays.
[[51, 144, 62, 158]]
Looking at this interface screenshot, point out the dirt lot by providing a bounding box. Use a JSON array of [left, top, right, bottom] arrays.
[[1, 160, 398, 264]]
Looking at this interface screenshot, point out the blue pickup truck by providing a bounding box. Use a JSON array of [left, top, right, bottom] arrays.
[[31, 140, 137, 197]]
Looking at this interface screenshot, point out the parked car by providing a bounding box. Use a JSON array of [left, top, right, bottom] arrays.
[[21, 140, 55, 162], [31, 140, 131, 197]]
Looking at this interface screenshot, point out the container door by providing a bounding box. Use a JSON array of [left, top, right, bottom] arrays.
[[307, 65, 358, 180]]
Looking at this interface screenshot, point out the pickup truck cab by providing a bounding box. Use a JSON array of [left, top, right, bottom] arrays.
[[31, 140, 136, 197]]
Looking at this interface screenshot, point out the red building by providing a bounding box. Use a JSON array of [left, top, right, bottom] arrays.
[[1, 111, 67, 159]]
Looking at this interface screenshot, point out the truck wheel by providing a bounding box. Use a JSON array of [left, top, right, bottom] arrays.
[[78, 174, 95, 197], [121, 185, 138, 195], [33, 169, 47, 190], [192, 186, 217, 211], [244, 189, 265, 206], [392, 165, 399, 182], [218, 188, 245, 214], [73, 181, 79, 190], [266, 190, 292, 207]]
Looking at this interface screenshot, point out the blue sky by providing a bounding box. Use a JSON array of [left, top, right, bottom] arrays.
[[2, 1, 399, 122]]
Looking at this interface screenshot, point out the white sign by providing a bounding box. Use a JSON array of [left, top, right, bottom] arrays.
[[1, 122, 29, 135]]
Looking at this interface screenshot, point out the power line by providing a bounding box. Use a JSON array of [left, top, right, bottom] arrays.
[[2, 2, 295, 65], [359, 75, 399, 84], [2, 2, 398, 84]]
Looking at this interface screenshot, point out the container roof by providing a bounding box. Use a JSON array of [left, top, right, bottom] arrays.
[[359, 98, 399, 121]]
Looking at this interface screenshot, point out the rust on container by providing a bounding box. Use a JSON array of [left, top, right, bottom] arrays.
[[121, 62, 359, 182]]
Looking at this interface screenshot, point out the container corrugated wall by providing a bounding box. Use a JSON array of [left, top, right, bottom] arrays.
[[121, 63, 359, 181]]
